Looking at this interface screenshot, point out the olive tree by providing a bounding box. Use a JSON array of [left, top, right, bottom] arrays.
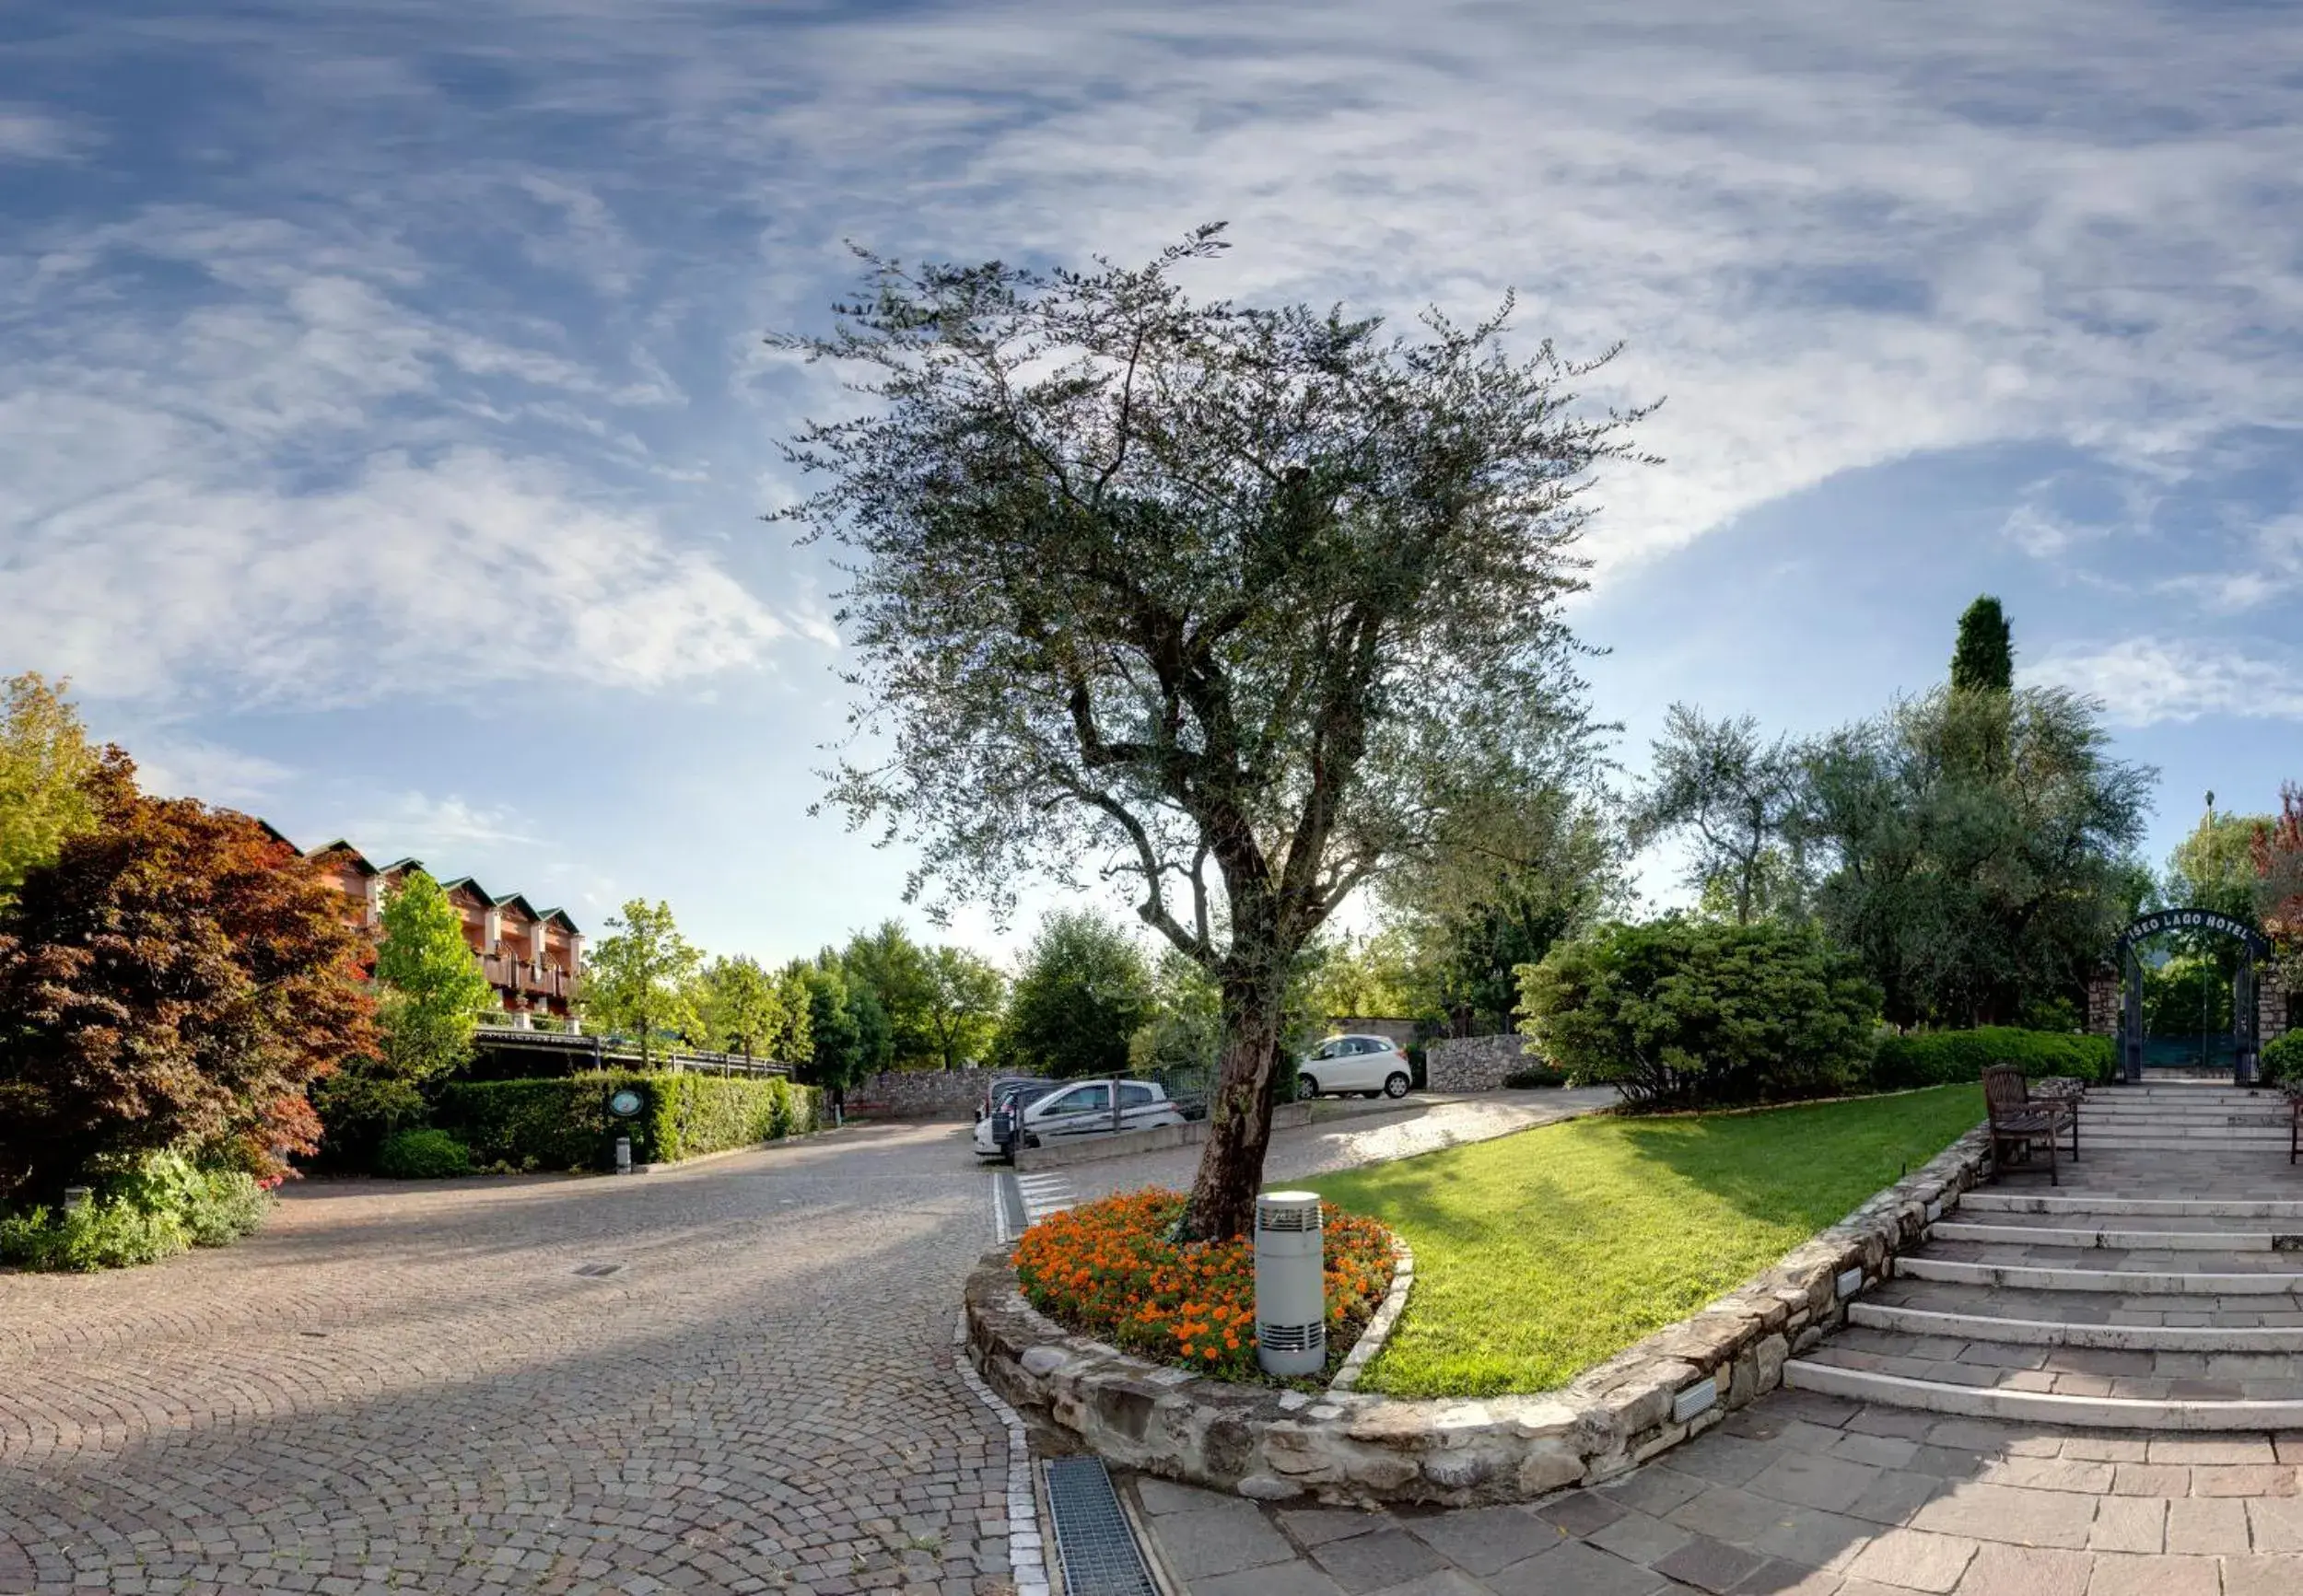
[[775, 228, 1648, 1238]]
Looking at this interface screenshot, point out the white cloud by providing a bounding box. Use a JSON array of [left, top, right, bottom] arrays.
[[0, 208, 785, 705], [0, 103, 85, 163], [2032, 637, 2303, 726], [127, 737, 295, 806], [345, 791, 536, 861]]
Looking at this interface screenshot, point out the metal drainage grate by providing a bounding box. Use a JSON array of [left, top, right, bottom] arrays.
[[573, 1263, 624, 1277], [1042, 1457, 1159, 1596]]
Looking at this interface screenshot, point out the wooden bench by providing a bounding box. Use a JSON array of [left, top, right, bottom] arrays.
[[1984, 1066, 2079, 1186]]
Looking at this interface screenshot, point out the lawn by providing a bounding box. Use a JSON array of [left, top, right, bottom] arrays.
[[1311, 1084, 1983, 1398]]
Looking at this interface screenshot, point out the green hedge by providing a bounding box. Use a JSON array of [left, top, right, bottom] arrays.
[[435, 1072, 820, 1171], [2263, 1031, 2303, 1089], [1871, 1027, 2114, 1089]]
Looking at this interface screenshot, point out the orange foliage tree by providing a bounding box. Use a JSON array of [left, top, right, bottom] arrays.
[[0, 769, 375, 1204]]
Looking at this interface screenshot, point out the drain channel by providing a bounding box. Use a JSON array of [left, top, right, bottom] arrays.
[[1043, 1457, 1159, 1596]]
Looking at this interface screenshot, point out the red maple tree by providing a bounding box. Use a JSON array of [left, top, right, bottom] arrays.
[[2255, 782, 2303, 948], [0, 768, 375, 1204]]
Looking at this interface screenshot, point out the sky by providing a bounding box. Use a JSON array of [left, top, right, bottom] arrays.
[[4, 1, 2300, 965]]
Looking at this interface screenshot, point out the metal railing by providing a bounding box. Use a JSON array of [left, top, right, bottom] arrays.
[[466, 1026, 793, 1078]]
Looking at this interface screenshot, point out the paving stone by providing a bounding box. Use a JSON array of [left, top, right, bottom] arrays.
[[2084, 1552, 2222, 1595], [2107, 1464, 2188, 1497], [1651, 1534, 1768, 1593], [1584, 1509, 1693, 1569], [1281, 1508, 1397, 1548], [1310, 1529, 1449, 1594], [1911, 1483, 2095, 1549], [2245, 1495, 2303, 1553], [1845, 1470, 1945, 1528], [1353, 1572, 1488, 1596], [2146, 1437, 2276, 1465], [2191, 1463, 2297, 1497], [1597, 1467, 1708, 1520], [2087, 1497, 2164, 1555], [1484, 1538, 1669, 1596], [2164, 1496, 2250, 1555], [2224, 1554, 2303, 1596], [1193, 1563, 1349, 1596], [1404, 1508, 1563, 1578], [1746, 1453, 1881, 1515], [1533, 1490, 1626, 1538], [1842, 1528, 1979, 1592], [1670, 1486, 1793, 1547], [1152, 1501, 1298, 1581], [1953, 1543, 2091, 1596]]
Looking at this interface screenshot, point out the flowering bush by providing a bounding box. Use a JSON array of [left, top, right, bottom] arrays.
[[1012, 1188, 1396, 1381]]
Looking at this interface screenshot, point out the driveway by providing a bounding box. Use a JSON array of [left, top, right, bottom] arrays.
[[0, 1123, 1014, 1595]]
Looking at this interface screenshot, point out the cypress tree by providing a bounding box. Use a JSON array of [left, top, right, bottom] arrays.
[[1951, 595, 2014, 693]]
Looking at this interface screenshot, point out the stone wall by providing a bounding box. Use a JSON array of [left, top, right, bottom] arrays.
[[846, 1066, 1039, 1120], [1424, 1034, 1533, 1093], [967, 1126, 1993, 1508]]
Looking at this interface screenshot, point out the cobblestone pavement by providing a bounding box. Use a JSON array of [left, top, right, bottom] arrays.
[[1133, 1363, 2303, 1593], [0, 1122, 1013, 1596]]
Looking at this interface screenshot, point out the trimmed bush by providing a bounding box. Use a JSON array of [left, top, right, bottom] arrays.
[[2263, 1031, 2303, 1089], [376, 1128, 474, 1180], [1518, 918, 1881, 1109], [1870, 1027, 2114, 1089], [434, 1072, 821, 1171]]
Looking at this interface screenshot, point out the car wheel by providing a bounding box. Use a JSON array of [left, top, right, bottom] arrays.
[[1297, 1073, 1320, 1101], [1384, 1071, 1411, 1099]]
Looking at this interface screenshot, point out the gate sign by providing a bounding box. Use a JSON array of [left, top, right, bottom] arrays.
[[2113, 908, 2272, 961]]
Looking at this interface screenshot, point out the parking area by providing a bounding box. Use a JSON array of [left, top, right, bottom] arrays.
[[0, 1123, 1015, 1595]]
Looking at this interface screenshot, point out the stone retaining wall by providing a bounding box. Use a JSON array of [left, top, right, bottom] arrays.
[[847, 1066, 1039, 1120], [965, 1124, 1993, 1509], [1423, 1034, 1532, 1093]]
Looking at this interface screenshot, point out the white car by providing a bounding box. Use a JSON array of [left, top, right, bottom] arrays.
[[1297, 1035, 1415, 1100], [971, 1078, 1186, 1159]]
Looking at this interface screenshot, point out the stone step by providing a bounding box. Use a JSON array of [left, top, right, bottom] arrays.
[[1864, 1273, 2303, 1328], [1848, 1300, 2303, 1351], [1783, 1358, 2303, 1429], [1895, 1255, 2303, 1294], [1931, 1219, 2290, 1251], [1961, 1192, 2303, 1219], [1817, 1322, 2303, 1390]]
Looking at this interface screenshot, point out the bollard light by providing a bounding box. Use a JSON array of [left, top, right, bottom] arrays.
[[1255, 1190, 1327, 1378], [63, 1186, 92, 1215], [614, 1136, 632, 1175]]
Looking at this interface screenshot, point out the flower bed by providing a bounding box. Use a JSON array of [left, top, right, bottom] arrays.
[[1011, 1188, 1395, 1381]]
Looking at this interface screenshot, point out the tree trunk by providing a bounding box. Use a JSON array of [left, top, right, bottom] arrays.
[[1182, 976, 1287, 1241]]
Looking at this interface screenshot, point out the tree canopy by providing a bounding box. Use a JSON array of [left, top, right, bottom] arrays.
[[1633, 705, 1803, 926], [777, 227, 1647, 1237], [996, 910, 1153, 1080], [584, 900, 703, 1067], [1949, 595, 2014, 694], [0, 672, 122, 909], [0, 777, 375, 1203]]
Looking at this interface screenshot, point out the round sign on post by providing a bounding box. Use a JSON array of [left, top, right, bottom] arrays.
[[607, 1088, 643, 1119]]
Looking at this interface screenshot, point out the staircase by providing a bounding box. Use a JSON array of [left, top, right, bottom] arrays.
[[1785, 1079, 2303, 1430]]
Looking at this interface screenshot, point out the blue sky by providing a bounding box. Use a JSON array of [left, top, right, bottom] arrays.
[[5, 1, 2300, 963]]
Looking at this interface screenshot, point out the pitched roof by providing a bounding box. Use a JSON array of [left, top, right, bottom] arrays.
[[307, 839, 377, 875]]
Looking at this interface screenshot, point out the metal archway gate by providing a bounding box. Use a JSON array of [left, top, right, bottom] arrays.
[[2112, 908, 2274, 1085]]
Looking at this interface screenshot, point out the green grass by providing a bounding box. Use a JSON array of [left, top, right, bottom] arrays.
[[1311, 1084, 1984, 1398]]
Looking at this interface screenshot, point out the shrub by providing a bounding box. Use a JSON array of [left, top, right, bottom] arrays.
[[0, 1149, 272, 1270], [376, 1128, 473, 1180], [181, 1169, 270, 1246], [1012, 1188, 1396, 1381], [0, 1198, 185, 1270], [434, 1072, 821, 1171], [1517, 918, 1881, 1110], [2264, 1031, 2303, 1089], [1502, 1066, 1569, 1089], [1870, 1027, 2115, 1089]]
